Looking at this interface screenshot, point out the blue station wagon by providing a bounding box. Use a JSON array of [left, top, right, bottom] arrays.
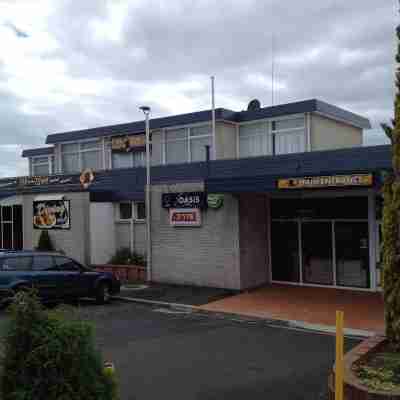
[[0, 251, 120, 304]]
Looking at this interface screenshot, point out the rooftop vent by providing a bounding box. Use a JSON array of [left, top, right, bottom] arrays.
[[247, 99, 261, 111]]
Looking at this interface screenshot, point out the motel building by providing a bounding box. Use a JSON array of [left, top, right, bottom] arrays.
[[0, 99, 392, 292]]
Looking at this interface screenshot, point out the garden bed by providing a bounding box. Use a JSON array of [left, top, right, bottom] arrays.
[[94, 264, 146, 284], [328, 335, 400, 399]]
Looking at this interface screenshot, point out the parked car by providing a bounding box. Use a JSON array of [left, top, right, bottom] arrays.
[[0, 251, 120, 304]]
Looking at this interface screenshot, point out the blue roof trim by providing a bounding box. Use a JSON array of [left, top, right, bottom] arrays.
[[22, 147, 54, 158], [45, 99, 370, 144], [1, 145, 389, 201]]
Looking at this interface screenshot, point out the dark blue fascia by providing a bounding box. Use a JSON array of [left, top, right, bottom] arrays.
[[3, 145, 390, 202], [22, 147, 54, 158], [45, 99, 370, 145]]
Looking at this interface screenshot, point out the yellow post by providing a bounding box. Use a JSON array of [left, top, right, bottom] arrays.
[[335, 310, 344, 400]]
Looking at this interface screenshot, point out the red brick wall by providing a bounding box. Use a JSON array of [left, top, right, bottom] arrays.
[[94, 265, 146, 283]]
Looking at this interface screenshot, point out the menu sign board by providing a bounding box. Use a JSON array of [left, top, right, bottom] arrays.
[[33, 200, 70, 230], [111, 135, 146, 152], [169, 208, 201, 226], [17, 175, 77, 188], [277, 174, 373, 190], [162, 192, 207, 209]]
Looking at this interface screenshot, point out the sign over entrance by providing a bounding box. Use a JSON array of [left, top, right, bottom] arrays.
[[33, 200, 70, 230], [162, 192, 207, 209], [277, 174, 373, 189], [169, 208, 201, 226]]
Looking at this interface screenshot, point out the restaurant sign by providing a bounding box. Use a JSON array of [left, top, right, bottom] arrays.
[[111, 135, 146, 152], [33, 200, 70, 230], [17, 175, 77, 188], [169, 208, 201, 226], [277, 174, 373, 189], [162, 192, 207, 209]]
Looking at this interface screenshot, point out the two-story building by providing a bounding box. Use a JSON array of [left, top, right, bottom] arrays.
[[0, 98, 392, 292]]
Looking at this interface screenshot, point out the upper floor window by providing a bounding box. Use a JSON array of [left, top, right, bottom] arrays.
[[31, 156, 54, 176], [61, 140, 102, 173], [272, 117, 305, 155], [239, 122, 270, 158], [238, 115, 306, 159], [164, 125, 212, 165], [112, 151, 145, 169]]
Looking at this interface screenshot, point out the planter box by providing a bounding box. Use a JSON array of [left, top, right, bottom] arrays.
[[94, 264, 147, 284], [328, 335, 400, 400]]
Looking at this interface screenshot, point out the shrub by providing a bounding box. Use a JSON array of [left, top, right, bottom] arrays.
[[0, 290, 118, 400], [36, 229, 55, 251], [108, 247, 146, 266]]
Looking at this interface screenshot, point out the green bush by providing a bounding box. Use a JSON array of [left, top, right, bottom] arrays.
[[108, 247, 146, 266], [36, 229, 55, 251], [0, 291, 118, 400]]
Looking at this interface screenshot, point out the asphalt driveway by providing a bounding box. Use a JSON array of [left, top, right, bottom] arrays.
[[0, 300, 359, 400]]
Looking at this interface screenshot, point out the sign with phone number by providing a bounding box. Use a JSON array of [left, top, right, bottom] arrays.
[[169, 208, 202, 226]]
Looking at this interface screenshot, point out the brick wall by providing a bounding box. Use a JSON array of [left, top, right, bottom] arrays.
[[150, 182, 241, 289]]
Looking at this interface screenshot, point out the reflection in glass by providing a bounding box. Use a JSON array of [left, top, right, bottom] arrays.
[[335, 222, 369, 288], [302, 222, 333, 285], [271, 221, 300, 282]]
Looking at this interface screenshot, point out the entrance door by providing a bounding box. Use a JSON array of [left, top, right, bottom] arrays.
[[271, 221, 300, 282], [335, 222, 370, 288], [301, 221, 334, 285]]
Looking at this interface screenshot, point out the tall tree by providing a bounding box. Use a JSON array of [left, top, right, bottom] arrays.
[[382, 14, 400, 347]]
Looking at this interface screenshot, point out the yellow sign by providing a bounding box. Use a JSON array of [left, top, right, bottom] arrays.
[[278, 174, 373, 189], [111, 134, 146, 152]]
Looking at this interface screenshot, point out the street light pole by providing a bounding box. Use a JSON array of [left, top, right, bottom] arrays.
[[139, 106, 152, 283]]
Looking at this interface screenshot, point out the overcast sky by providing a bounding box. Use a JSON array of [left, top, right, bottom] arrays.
[[0, 0, 397, 177]]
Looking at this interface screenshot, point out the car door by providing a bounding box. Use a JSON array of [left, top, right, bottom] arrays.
[[53, 256, 87, 297], [31, 255, 64, 299]]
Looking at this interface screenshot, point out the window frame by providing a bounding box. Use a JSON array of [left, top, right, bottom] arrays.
[[237, 114, 306, 158], [60, 139, 103, 173], [116, 201, 146, 222], [162, 123, 212, 165], [31, 155, 54, 176], [1, 256, 33, 271]]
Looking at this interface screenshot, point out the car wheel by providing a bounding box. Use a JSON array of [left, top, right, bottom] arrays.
[[96, 282, 111, 304]]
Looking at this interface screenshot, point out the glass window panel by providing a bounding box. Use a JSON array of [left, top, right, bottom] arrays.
[[54, 256, 81, 271], [2, 206, 12, 222], [112, 153, 132, 169], [62, 153, 79, 173], [133, 151, 145, 167], [239, 122, 267, 138], [50, 156, 55, 174], [61, 143, 79, 153], [166, 128, 187, 141], [32, 256, 55, 271], [271, 221, 300, 282], [272, 117, 305, 131], [190, 136, 212, 162], [119, 203, 132, 220], [2, 223, 12, 249], [190, 125, 211, 137], [335, 222, 370, 288], [301, 222, 333, 285], [2, 256, 32, 271], [136, 202, 146, 220], [81, 150, 101, 170], [81, 140, 101, 150], [274, 131, 305, 155], [32, 156, 49, 164], [165, 140, 188, 164], [32, 163, 49, 176]]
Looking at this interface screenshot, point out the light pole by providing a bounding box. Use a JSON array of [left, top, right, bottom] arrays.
[[139, 105, 152, 282]]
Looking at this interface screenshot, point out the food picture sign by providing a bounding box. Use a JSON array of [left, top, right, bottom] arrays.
[[33, 200, 70, 230]]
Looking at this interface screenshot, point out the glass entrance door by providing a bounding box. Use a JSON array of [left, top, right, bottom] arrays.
[[335, 222, 370, 288], [301, 221, 334, 285]]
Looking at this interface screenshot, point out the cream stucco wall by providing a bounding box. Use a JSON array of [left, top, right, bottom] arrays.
[[215, 122, 237, 159], [310, 114, 363, 151]]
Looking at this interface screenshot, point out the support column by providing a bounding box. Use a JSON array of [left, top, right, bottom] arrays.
[[368, 192, 377, 290]]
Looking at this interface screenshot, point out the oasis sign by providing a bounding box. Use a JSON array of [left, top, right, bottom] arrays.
[[277, 174, 373, 189], [162, 192, 207, 209]]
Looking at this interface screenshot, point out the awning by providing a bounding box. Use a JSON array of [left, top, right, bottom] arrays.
[[34, 194, 65, 202], [0, 195, 22, 206]]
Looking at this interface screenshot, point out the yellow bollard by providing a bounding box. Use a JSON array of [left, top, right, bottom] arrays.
[[335, 311, 344, 400]]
